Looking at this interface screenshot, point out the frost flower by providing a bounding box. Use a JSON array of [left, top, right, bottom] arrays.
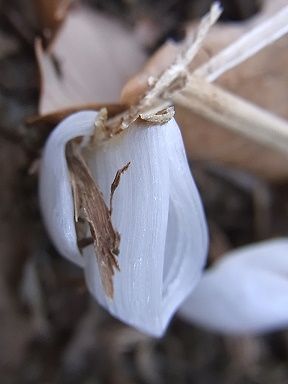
[[39, 111, 208, 336], [180, 238, 288, 334]]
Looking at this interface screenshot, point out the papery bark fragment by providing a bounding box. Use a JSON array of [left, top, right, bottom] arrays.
[[67, 142, 123, 298]]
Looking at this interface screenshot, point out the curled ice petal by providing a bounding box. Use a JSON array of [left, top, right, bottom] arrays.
[[39, 111, 208, 336], [161, 119, 208, 325], [39, 111, 97, 266], [180, 238, 288, 334]]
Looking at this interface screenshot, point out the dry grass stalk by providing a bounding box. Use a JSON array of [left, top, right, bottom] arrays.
[[194, 3, 288, 81], [105, 2, 288, 155], [104, 3, 222, 136], [174, 78, 288, 155]]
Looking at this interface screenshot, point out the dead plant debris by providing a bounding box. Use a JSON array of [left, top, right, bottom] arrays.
[[67, 141, 129, 298]]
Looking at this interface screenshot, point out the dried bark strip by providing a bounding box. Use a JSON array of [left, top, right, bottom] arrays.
[[66, 142, 129, 298], [33, 0, 72, 47], [110, 162, 130, 215]]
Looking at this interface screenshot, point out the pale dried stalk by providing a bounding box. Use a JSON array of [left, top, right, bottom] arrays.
[[194, 3, 288, 82], [173, 3, 288, 154], [106, 2, 288, 155], [105, 2, 222, 134], [174, 78, 288, 155], [143, 2, 222, 103]]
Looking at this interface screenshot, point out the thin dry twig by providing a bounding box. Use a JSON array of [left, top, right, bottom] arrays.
[[174, 78, 288, 155], [194, 3, 288, 82], [105, 2, 288, 155], [105, 2, 222, 135]]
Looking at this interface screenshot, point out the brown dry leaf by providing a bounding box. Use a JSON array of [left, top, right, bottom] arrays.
[[36, 6, 146, 115], [33, 0, 73, 46], [66, 142, 129, 298], [120, 0, 288, 181], [27, 103, 127, 126]]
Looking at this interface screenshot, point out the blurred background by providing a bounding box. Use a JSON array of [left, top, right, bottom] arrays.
[[0, 0, 288, 383]]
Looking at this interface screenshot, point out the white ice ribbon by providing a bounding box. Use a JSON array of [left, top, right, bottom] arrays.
[[39, 111, 208, 336], [180, 239, 288, 334]]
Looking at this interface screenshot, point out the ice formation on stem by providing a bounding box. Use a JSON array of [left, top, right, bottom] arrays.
[[39, 2, 288, 337], [39, 111, 208, 336]]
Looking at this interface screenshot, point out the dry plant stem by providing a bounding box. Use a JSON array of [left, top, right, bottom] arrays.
[[143, 2, 222, 103], [194, 3, 288, 82], [105, 2, 222, 134], [106, 2, 288, 155], [174, 78, 288, 155]]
